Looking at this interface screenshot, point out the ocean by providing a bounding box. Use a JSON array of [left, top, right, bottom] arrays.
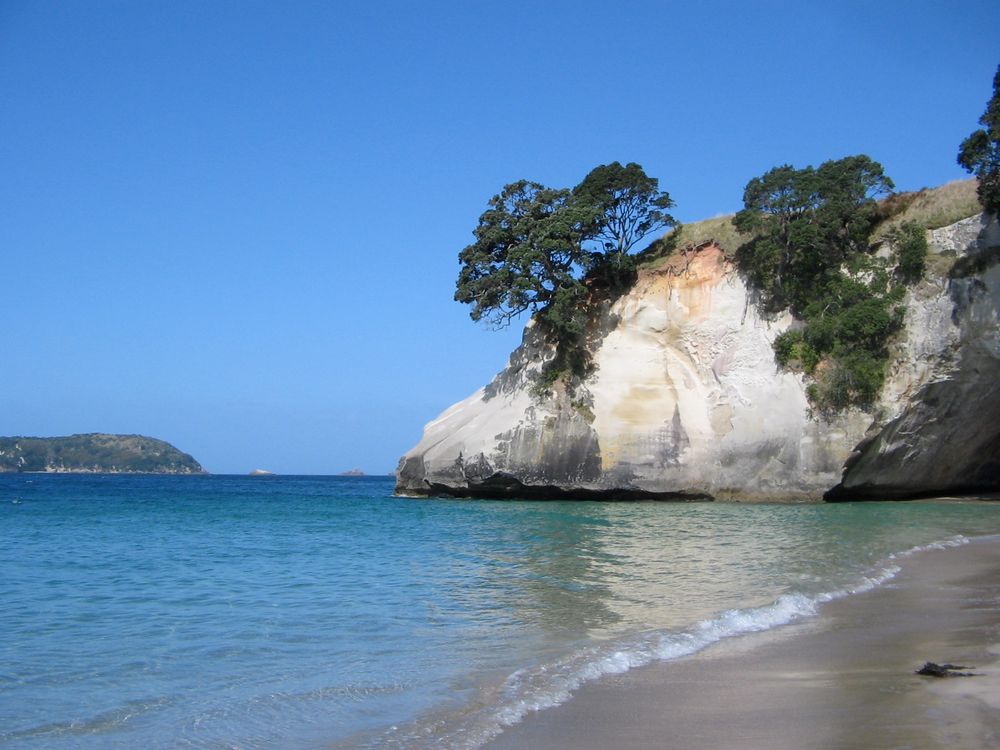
[[2, 474, 999, 749]]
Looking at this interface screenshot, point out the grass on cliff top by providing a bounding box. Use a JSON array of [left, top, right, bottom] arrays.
[[637, 179, 981, 271], [872, 179, 980, 238], [637, 214, 746, 269]]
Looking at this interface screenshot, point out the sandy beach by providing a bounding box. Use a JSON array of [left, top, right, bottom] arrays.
[[488, 535, 1000, 750]]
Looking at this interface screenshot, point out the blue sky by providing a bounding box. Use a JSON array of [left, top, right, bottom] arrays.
[[2, 1, 997, 474]]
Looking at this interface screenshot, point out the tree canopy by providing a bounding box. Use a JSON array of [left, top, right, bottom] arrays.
[[733, 155, 894, 314], [733, 155, 910, 412], [455, 163, 674, 341], [572, 162, 675, 256], [454, 180, 590, 333], [957, 65, 1000, 215]]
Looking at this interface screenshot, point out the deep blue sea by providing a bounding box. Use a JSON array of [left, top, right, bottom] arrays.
[[2, 475, 1000, 749]]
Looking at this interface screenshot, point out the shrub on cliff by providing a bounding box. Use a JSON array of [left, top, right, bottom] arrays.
[[886, 222, 928, 283], [958, 65, 1000, 216]]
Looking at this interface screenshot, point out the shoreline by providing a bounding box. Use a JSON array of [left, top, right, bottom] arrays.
[[487, 535, 1000, 749], [392, 487, 1000, 504]]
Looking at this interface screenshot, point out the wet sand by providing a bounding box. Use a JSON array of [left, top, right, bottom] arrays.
[[488, 536, 1000, 750]]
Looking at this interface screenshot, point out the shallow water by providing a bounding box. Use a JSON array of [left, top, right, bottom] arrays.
[[2, 475, 999, 749]]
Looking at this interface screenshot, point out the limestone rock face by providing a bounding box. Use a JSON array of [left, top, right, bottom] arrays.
[[397, 215, 1000, 501], [397, 245, 863, 500]]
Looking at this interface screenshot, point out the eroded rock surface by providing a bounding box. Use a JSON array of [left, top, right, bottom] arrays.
[[397, 215, 1000, 501]]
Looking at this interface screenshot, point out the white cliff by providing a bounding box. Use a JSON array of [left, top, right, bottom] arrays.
[[397, 214, 1000, 501]]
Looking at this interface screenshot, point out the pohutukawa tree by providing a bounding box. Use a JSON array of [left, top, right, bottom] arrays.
[[733, 155, 894, 314], [733, 155, 903, 411], [455, 163, 674, 344], [572, 162, 675, 257], [958, 65, 1000, 215], [454, 180, 588, 332]]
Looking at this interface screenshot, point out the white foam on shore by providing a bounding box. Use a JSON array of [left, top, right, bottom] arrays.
[[888, 534, 969, 559], [401, 534, 974, 750]]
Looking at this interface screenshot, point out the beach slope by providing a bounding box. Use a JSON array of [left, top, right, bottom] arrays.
[[489, 536, 1000, 750]]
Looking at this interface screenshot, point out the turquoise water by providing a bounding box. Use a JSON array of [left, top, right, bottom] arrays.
[[2, 475, 999, 749]]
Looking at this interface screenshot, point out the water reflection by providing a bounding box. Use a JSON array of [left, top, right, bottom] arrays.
[[427, 499, 1000, 650]]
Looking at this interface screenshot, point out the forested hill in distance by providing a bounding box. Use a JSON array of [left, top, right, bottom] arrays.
[[0, 434, 205, 474]]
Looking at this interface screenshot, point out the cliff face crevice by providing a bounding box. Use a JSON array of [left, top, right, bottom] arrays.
[[397, 214, 1000, 501]]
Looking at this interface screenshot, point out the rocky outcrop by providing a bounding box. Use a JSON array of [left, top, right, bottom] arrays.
[[0, 434, 205, 474], [828, 213, 1000, 499], [397, 214, 999, 501], [397, 245, 854, 500]]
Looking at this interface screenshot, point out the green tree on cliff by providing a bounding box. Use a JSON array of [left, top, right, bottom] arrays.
[[734, 155, 902, 411], [455, 163, 674, 342], [958, 65, 1000, 215], [454, 180, 590, 333], [733, 155, 894, 314], [572, 162, 675, 257]]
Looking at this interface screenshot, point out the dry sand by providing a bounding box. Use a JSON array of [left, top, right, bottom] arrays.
[[488, 536, 1000, 750]]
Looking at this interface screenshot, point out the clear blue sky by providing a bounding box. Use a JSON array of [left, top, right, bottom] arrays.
[[2, 1, 997, 474]]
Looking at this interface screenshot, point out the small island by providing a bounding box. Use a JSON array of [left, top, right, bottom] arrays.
[[339, 469, 366, 476], [0, 434, 205, 474]]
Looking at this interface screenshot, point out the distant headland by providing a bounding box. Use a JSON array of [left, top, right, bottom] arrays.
[[0, 434, 205, 474]]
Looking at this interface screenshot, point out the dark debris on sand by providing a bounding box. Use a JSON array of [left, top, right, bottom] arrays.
[[915, 662, 978, 677]]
